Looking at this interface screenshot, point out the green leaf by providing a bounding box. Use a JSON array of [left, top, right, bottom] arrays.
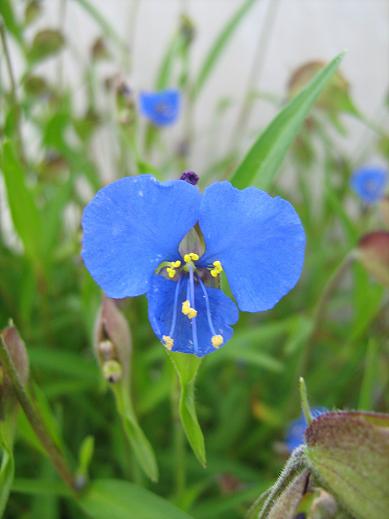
[[0, 140, 43, 268], [230, 53, 345, 189], [0, 422, 15, 518], [167, 352, 206, 467], [0, 0, 25, 48], [112, 384, 158, 482], [358, 339, 379, 410], [78, 479, 192, 519], [191, 0, 256, 100]]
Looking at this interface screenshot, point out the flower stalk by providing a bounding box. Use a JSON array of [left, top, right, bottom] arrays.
[[0, 332, 77, 493]]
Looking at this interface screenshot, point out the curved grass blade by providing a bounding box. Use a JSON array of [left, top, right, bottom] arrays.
[[230, 52, 345, 190], [78, 479, 191, 519]]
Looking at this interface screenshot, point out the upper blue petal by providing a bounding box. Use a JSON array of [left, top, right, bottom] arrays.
[[198, 182, 306, 312], [139, 89, 180, 126], [147, 275, 239, 357], [350, 166, 388, 204], [82, 175, 201, 298]]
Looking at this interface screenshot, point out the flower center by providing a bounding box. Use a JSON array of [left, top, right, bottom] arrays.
[[158, 252, 225, 353]]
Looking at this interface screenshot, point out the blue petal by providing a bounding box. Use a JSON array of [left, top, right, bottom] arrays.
[[147, 275, 239, 357], [139, 89, 180, 126], [199, 182, 305, 312], [82, 175, 201, 298], [350, 166, 388, 204]]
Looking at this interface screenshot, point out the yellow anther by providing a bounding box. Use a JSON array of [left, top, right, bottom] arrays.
[[162, 335, 174, 350], [182, 300, 190, 315], [184, 252, 199, 263], [210, 259, 223, 278], [211, 335, 224, 348], [182, 299, 197, 319], [166, 267, 176, 279], [172, 260, 181, 268], [187, 308, 197, 319]]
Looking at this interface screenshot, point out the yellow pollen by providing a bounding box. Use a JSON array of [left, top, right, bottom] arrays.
[[166, 260, 181, 279], [162, 335, 174, 350], [210, 260, 223, 278], [184, 252, 199, 263], [182, 299, 197, 319], [211, 335, 223, 348]]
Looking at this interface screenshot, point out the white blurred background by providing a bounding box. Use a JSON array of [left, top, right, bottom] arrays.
[[7, 0, 389, 176]]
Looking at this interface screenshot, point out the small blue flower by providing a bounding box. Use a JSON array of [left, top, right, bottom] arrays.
[[286, 407, 327, 452], [139, 89, 180, 126], [350, 166, 388, 204], [82, 175, 305, 357]]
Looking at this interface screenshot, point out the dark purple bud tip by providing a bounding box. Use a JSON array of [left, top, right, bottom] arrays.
[[180, 171, 199, 185]]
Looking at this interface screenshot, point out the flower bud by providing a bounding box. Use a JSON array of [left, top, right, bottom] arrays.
[[356, 231, 389, 287], [0, 325, 29, 415], [90, 36, 109, 62], [287, 60, 357, 118], [305, 411, 389, 519], [29, 29, 65, 63], [94, 297, 131, 384], [102, 360, 122, 384], [24, 0, 42, 26]]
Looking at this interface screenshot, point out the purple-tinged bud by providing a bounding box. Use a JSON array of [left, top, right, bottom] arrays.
[[29, 29, 65, 63], [356, 231, 389, 287], [305, 411, 389, 519], [24, 0, 42, 26], [180, 171, 199, 185], [94, 297, 131, 384], [90, 36, 109, 62], [0, 325, 29, 415]]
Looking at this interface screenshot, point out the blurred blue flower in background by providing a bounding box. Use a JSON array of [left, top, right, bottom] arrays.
[[350, 166, 388, 204], [82, 175, 305, 356], [286, 407, 327, 452], [139, 89, 180, 126]]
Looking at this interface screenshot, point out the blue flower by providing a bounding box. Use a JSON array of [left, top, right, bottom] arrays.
[[351, 166, 388, 204], [286, 407, 327, 452], [82, 175, 305, 357], [139, 89, 180, 126]]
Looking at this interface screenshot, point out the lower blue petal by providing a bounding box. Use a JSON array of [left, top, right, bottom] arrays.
[[199, 182, 306, 312], [147, 275, 239, 357], [82, 175, 200, 298]]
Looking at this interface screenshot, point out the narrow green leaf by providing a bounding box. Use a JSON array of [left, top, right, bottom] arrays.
[[0, 140, 43, 267], [191, 0, 256, 99], [167, 352, 206, 467], [358, 339, 379, 410], [113, 384, 158, 482], [230, 52, 345, 189], [0, 426, 15, 518], [78, 479, 192, 519]]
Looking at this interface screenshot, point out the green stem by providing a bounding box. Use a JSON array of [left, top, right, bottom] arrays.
[[0, 336, 77, 493], [299, 377, 312, 425], [172, 376, 186, 499]]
